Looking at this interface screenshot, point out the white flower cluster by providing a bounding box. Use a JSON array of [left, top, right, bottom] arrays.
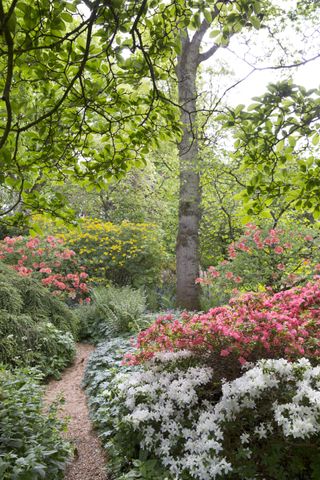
[[151, 350, 194, 363], [112, 358, 320, 480], [115, 366, 232, 479]]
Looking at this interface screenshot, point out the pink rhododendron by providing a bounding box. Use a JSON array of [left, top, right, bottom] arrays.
[[26, 238, 40, 249], [39, 267, 52, 274], [198, 225, 320, 306], [225, 271, 234, 279], [0, 235, 90, 303], [123, 280, 320, 371]]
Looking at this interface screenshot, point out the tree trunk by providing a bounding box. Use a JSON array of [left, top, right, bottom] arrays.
[[175, 34, 201, 310]]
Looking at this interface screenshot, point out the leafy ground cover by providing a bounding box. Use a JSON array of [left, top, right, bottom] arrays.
[[83, 336, 140, 477], [0, 257, 79, 478], [0, 367, 71, 480]]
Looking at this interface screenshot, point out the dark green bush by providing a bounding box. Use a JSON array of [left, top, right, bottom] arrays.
[[0, 282, 23, 313], [13, 276, 78, 336], [0, 312, 76, 378], [0, 366, 71, 479], [0, 261, 77, 377], [76, 285, 146, 342]]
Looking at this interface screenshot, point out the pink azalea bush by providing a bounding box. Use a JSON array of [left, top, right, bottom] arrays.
[[197, 223, 320, 307], [0, 235, 90, 303], [124, 279, 320, 380]]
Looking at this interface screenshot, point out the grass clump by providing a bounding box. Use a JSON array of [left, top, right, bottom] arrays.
[[77, 285, 147, 342]]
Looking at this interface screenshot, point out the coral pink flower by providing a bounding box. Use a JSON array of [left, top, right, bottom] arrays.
[[39, 267, 52, 274]]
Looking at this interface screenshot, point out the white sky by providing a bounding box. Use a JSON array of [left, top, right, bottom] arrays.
[[214, 53, 320, 107], [202, 2, 320, 107], [215, 46, 320, 107]]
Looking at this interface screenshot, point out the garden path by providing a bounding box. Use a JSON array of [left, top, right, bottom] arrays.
[[45, 343, 108, 480]]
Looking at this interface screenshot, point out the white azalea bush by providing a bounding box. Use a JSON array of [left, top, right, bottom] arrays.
[[100, 355, 320, 480]]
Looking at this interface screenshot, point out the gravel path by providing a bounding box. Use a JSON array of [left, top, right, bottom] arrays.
[[45, 343, 108, 480]]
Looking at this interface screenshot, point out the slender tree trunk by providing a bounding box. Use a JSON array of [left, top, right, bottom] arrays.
[[175, 34, 201, 310], [174, 3, 268, 310]]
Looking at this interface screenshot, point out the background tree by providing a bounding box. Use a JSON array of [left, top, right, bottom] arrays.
[[2, 0, 320, 312]]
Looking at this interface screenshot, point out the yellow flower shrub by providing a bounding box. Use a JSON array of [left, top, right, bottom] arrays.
[[55, 218, 166, 288]]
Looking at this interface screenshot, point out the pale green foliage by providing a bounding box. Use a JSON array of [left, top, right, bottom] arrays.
[[228, 81, 320, 217], [77, 285, 146, 342], [0, 0, 283, 227], [0, 0, 183, 225], [82, 337, 143, 479]]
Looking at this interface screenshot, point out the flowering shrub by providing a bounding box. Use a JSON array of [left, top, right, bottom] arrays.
[[106, 357, 320, 479], [124, 280, 320, 377], [0, 235, 90, 303], [197, 223, 320, 307], [55, 218, 166, 289]]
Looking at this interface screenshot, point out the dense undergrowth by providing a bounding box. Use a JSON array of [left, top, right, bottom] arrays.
[[76, 285, 147, 342], [2, 223, 320, 480], [0, 261, 77, 378], [82, 337, 141, 478], [0, 258, 79, 478], [0, 367, 72, 479]]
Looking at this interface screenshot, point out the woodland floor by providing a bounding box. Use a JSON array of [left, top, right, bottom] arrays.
[[45, 343, 108, 480]]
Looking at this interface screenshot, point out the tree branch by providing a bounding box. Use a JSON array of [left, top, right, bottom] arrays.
[[198, 44, 219, 63], [4, 0, 18, 24], [0, 0, 14, 150], [130, 0, 148, 36], [18, 5, 98, 133]]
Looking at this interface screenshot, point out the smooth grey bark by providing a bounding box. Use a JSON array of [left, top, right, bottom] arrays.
[[175, 24, 218, 310]]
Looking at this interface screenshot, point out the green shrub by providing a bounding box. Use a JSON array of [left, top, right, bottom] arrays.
[[0, 366, 71, 479], [0, 261, 78, 334], [0, 282, 23, 313], [76, 285, 146, 342], [0, 261, 77, 377], [199, 223, 320, 309], [0, 311, 76, 379], [0, 234, 90, 303]]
